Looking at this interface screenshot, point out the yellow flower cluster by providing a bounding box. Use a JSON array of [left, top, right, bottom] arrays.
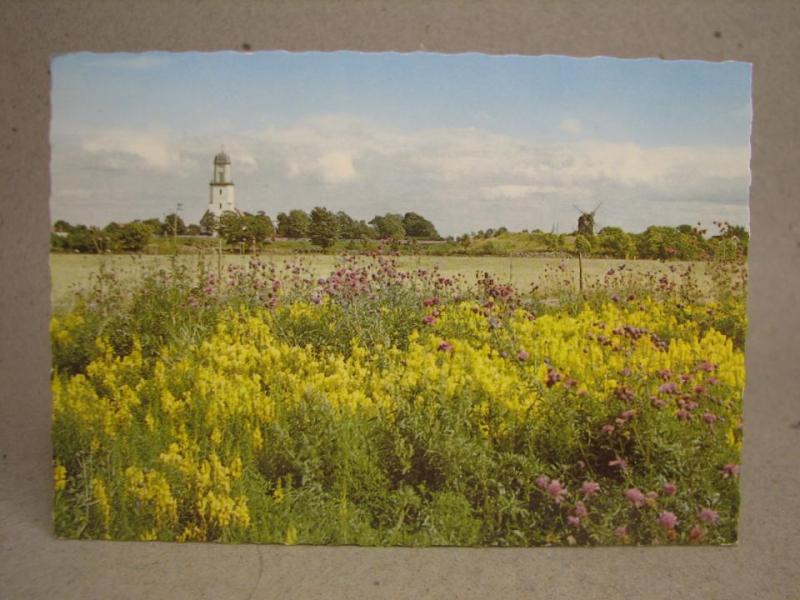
[[52, 298, 744, 542]]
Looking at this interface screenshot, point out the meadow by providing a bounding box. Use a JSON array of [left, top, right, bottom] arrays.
[[50, 253, 717, 307], [50, 250, 745, 546]]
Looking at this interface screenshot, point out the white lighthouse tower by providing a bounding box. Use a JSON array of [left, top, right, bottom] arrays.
[[208, 150, 235, 217]]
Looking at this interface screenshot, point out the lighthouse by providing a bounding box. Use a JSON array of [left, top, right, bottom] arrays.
[[208, 150, 235, 217]]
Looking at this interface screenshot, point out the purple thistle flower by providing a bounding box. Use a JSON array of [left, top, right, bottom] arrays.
[[517, 349, 529, 362], [721, 463, 740, 478], [535, 475, 550, 489], [689, 524, 704, 541], [438, 341, 453, 352], [659, 382, 678, 394], [699, 507, 720, 525], [614, 526, 628, 540], [567, 515, 581, 528], [676, 409, 690, 421], [698, 360, 717, 372], [624, 488, 646, 508], [602, 424, 615, 435], [422, 314, 437, 326], [662, 482, 677, 496], [580, 481, 601, 499], [702, 412, 718, 424], [651, 396, 666, 409], [658, 511, 679, 530], [546, 368, 562, 388], [546, 480, 567, 503], [573, 501, 589, 518]]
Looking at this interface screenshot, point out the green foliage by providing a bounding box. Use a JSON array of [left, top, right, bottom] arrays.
[[402, 212, 439, 239], [541, 232, 565, 252], [51, 211, 748, 263], [117, 222, 152, 252], [51, 254, 745, 546], [309, 206, 339, 249], [277, 209, 311, 238], [574, 234, 592, 254], [596, 227, 635, 258], [218, 211, 275, 246], [370, 213, 406, 240], [53, 219, 73, 234], [636, 225, 708, 260], [199, 211, 218, 236], [163, 213, 187, 236]]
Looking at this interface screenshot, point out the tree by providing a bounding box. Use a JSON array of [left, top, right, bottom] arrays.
[[309, 206, 339, 249], [163, 213, 187, 237], [219, 211, 246, 244], [117, 221, 152, 252], [199, 211, 218, 236], [50, 233, 68, 251], [249, 212, 275, 243], [335, 211, 357, 239], [64, 226, 111, 253], [635, 225, 708, 260], [277, 209, 311, 238], [104, 221, 123, 237], [402, 212, 439, 239], [541, 232, 564, 252], [597, 227, 635, 258], [53, 220, 73, 234], [215, 211, 276, 248], [142, 218, 163, 236], [713, 221, 749, 258], [369, 213, 405, 240]]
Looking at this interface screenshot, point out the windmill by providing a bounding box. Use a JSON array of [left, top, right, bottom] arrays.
[[574, 203, 602, 237]]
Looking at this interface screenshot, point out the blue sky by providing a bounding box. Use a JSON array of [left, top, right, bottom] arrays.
[[51, 51, 752, 235]]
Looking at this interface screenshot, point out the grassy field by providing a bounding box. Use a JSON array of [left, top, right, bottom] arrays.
[[50, 253, 714, 307]]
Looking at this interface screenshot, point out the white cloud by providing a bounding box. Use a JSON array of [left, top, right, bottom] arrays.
[[560, 117, 583, 134], [82, 129, 195, 173], [318, 151, 357, 183], [54, 115, 751, 235], [481, 184, 567, 200]]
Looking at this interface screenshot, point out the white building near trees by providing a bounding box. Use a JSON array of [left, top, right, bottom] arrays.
[[208, 150, 236, 217]]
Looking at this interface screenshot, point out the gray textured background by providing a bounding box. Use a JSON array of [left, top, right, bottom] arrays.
[[1, 1, 798, 598]]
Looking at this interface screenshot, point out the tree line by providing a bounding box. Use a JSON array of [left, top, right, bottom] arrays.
[[457, 221, 748, 261], [51, 208, 441, 253]]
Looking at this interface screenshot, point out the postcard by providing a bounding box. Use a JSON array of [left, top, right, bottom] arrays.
[[50, 51, 750, 545]]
